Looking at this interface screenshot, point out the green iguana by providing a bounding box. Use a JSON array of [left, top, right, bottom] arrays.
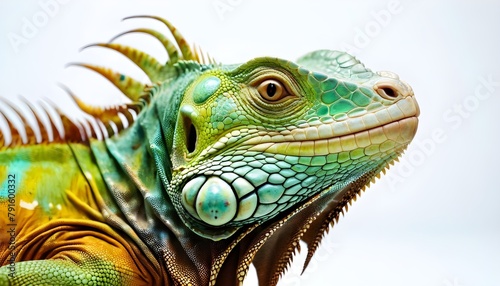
[[0, 16, 419, 286]]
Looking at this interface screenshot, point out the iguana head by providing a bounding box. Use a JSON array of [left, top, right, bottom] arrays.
[[168, 50, 419, 240]]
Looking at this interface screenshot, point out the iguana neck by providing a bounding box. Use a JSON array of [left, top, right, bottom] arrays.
[[87, 71, 240, 284], [88, 75, 188, 244]]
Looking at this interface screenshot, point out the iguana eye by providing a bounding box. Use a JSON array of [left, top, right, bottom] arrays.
[[257, 79, 288, 101]]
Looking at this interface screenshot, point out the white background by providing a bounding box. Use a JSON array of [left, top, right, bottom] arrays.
[[1, 1, 499, 285]]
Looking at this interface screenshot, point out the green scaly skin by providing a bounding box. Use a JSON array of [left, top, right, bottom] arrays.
[[0, 16, 419, 286]]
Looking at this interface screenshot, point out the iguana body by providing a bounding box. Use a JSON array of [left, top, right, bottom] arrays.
[[0, 16, 419, 285]]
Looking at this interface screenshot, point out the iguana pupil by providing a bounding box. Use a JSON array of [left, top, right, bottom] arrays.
[[267, 82, 277, 97]]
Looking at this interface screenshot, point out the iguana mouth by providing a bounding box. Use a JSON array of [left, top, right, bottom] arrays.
[[250, 114, 419, 155]]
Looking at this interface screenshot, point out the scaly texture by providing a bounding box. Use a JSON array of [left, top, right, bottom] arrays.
[[0, 16, 419, 285]]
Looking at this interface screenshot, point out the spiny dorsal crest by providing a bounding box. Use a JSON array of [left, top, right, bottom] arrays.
[[0, 15, 215, 148]]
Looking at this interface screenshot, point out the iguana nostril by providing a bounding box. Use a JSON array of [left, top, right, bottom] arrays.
[[376, 86, 399, 100], [383, 87, 396, 98]]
